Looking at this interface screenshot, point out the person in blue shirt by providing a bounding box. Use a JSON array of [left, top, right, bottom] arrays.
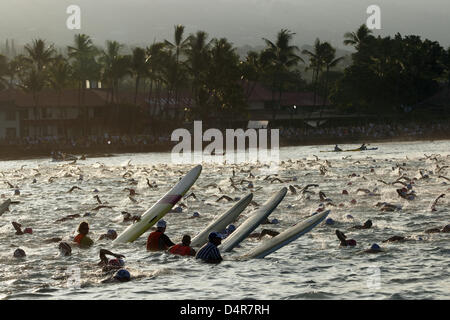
[[195, 232, 223, 263]]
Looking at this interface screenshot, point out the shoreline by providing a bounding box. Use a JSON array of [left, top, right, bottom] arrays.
[[1, 133, 449, 162]]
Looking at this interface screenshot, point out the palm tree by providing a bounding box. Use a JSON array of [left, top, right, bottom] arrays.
[[145, 42, 166, 117], [164, 25, 189, 106], [0, 54, 8, 89], [302, 38, 326, 106], [18, 67, 45, 135], [100, 40, 124, 103], [343, 24, 373, 50], [321, 43, 344, 111], [206, 38, 242, 117], [262, 29, 304, 118], [68, 34, 99, 135], [240, 51, 262, 100], [185, 31, 211, 111], [130, 47, 148, 104], [48, 56, 73, 137], [24, 39, 55, 72]]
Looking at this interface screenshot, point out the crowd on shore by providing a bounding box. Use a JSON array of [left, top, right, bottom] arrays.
[[280, 121, 450, 141], [0, 121, 449, 159]]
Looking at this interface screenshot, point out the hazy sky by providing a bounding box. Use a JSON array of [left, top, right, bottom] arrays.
[[1, 0, 449, 49]]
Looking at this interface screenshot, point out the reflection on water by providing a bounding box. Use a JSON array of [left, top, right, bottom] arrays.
[[0, 140, 449, 300]]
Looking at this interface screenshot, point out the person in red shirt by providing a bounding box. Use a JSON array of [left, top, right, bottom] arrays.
[[169, 235, 196, 256], [73, 221, 94, 248], [146, 220, 175, 251]]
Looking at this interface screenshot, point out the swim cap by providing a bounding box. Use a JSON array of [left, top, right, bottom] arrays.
[[23, 228, 33, 234], [271, 219, 280, 224], [93, 189, 99, 193], [114, 269, 130, 282], [174, 207, 182, 213], [346, 214, 354, 219], [208, 232, 221, 241], [58, 242, 72, 256], [13, 248, 26, 258], [406, 184, 412, 190], [371, 243, 381, 251], [157, 220, 167, 228], [107, 229, 117, 236], [287, 205, 293, 209], [234, 197, 241, 201], [14, 189, 20, 195], [325, 218, 335, 225], [227, 224, 236, 233], [342, 190, 349, 195], [351, 199, 357, 204], [192, 212, 200, 217], [248, 182, 254, 188]]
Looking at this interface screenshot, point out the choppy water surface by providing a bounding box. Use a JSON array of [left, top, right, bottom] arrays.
[[0, 140, 449, 300]]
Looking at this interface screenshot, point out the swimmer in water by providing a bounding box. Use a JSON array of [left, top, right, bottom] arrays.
[[98, 229, 118, 241], [356, 188, 380, 197], [73, 221, 94, 248], [364, 243, 383, 254], [54, 214, 80, 223], [396, 188, 416, 200], [218, 224, 237, 239], [146, 220, 175, 251], [188, 212, 201, 219], [376, 202, 402, 212], [216, 195, 233, 202], [430, 194, 445, 211], [58, 242, 72, 256], [13, 248, 26, 258], [168, 235, 196, 256], [335, 230, 357, 246], [248, 229, 280, 240], [195, 232, 223, 264], [425, 224, 450, 234], [11, 222, 32, 235], [382, 235, 406, 243], [351, 219, 373, 230], [98, 249, 126, 272], [101, 269, 131, 283], [261, 218, 280, 225], [122, 211, 141, 223]]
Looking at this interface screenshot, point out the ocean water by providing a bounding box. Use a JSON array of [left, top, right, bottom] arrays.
[[0, 140, 449, 300]]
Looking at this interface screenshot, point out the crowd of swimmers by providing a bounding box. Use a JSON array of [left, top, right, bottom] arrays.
[[5, 151, 449, 285]]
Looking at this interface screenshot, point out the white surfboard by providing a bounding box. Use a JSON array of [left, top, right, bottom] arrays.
[[190, 193, 253, 248], [114, 165, 202, 244], [219, 187, 287, 253], [0, 199, 11, 216], [242, 210, 330, 259]]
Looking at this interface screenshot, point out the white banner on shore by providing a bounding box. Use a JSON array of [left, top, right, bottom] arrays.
[[305, 120, 328, 128]]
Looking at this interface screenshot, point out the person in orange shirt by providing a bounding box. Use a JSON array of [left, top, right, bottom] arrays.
[[169, 235, 196, 256], [146, 220, 175, 251], [73, 221, 94, 248]]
